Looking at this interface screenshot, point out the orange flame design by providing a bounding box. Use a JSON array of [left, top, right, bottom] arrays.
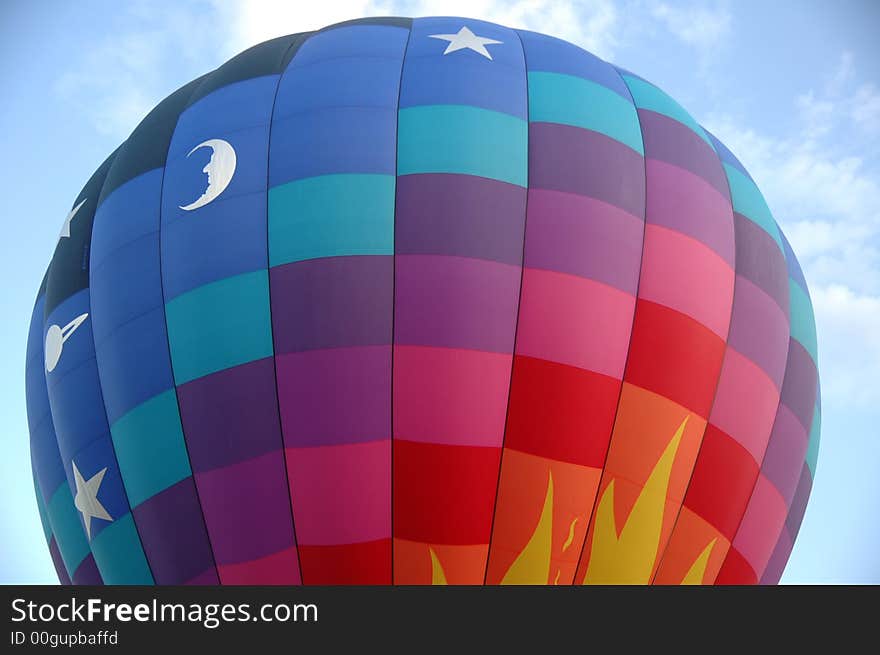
[[583, 416, 689, 585]]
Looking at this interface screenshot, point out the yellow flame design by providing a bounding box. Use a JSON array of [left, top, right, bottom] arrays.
[[583, 416, 689, 585], [680, 538, 716, 585], [501, 471, 554, 584], [562, 518, 579, 552], [429, 547, 448, 585]]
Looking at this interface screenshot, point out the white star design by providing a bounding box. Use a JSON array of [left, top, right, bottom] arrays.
[[58, 198, 87, 243], [429, 26, 503, 60], [72, 460, 113, 540]]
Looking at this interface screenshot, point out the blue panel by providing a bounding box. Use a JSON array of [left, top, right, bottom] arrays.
[[292, 24, 409, 66], [167, 76, 278, 161], [161, 189, 267, 300], [269, 24, 407, 187], [90, 170, 163, 272], [517, 29, 630, 98], [269, 109, 397, 185], [400, 17, 526, 118], [161, 77, 278, 298], [30, 418, 66, 502], [96, 307, 175, 425], [90, 233, 162, 344], [27, 295, 67, 502], [45, 291, 106, 457]]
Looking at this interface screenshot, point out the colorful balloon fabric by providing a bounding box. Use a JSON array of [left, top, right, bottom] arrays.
[[27, 17, 820, 585]]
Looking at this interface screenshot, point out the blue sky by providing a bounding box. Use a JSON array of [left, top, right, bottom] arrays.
[[1, 0, 877, 584]]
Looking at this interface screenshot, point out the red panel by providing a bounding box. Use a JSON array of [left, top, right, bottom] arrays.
[[393, 440, 502, 545], [297, 539, 391, 584], [684, 424, 760, 540], [714, 545, 758, 585], [504, 355, 621, 467], [625, 299, 726, 417]]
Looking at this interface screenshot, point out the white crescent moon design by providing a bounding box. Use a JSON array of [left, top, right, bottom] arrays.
[[179, 138, 237, 211]]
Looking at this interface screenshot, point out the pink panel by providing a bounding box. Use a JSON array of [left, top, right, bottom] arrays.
[[710, 348, 781, 463], [638, 224, 735, 339], [393, 345, 512, 447], [286, 440, 390, 545], [515, 268, 635, 378]]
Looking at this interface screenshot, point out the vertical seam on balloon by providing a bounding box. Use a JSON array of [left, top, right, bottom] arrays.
[[79, 154, 157, 583], [390, 22, 414, 586], [482, 27, 531, 585], [152, 78, 239, 583], [30, 290, 95, 583], [263, 33, 311, 585], [649, 129, 740, 585], [710, 235, 817, 583], [570, 66, 648, 585]]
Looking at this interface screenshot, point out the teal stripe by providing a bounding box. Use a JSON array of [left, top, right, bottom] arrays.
[[166, 270, 274, 384], [724, 163, 785, 252], [111, 389, 191, 507], [398, 104, 528, 187], [90, 513, 154, 584], [789, 279, 819, 365], [46, 483, 90, 576], [806, 402, 821, 476], [622, 74, 714, 148], [269, 174, 395, 267], [33, 473, 53, 543], [528, 72, 644, 155]]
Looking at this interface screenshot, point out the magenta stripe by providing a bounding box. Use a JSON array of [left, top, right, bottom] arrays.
[[524, 189, 643, 295], [394, 255, 521, 353], [645, 158, 735, 266], [727, 276, 790, 389], [277, 346, 391, 447], [395, 173, 527, 265], [638, 109, 730, 200], [529, 122, 645, 217]]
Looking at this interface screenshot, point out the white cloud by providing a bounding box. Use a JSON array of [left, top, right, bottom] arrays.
[[810, 285, 880, 408], [649, 1, 731, 50]]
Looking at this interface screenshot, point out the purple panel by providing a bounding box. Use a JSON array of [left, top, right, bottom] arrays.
[[524, 188, 643, 294], [395, 174, 526, 265], [734, 213, 790, 315], [529, 122, 645, 218], [760, 526, 793, 584], [185, 568, 220, 585], [727, 276, 790, 389], [177, 358, 283, 472], [72, 554, 102, 585], [786, 464, 813, 537], [762, 405, 809, 504], [394, 255, 520, 353], [780, 340, 819, 431], [132, 477, 216, 584], [194, 450, 296, 565], [48, 537, 72, 585], [638, 109, 730, 200], [270, 256, 393, 354], [277, 346, 391, 447]]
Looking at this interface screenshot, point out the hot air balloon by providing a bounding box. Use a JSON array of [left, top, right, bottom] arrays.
[[26, 16, 820, 586]]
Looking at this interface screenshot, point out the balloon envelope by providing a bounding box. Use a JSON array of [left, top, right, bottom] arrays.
[[27, 16, 820, 585]]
